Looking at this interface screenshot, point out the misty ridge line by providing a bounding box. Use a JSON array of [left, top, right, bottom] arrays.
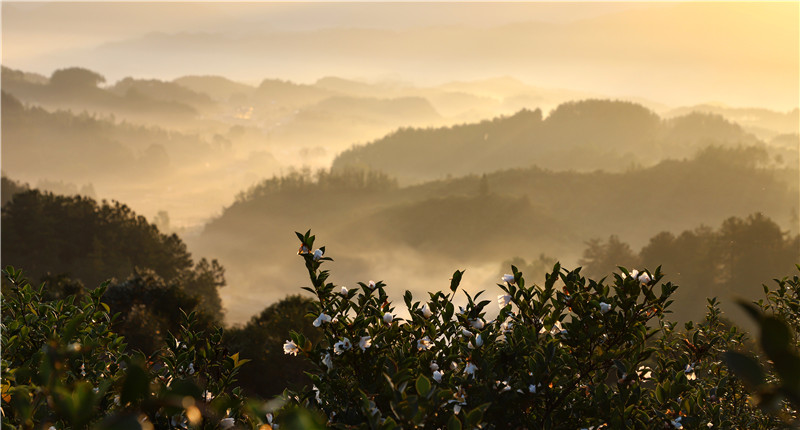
[[2, 64, 798, 328]]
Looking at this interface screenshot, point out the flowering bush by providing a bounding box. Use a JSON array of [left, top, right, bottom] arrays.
[[0, 266, 272, 430], [285, 231, 789, 429], [2, 231, 797, 429], [724, 269, 800, 422]]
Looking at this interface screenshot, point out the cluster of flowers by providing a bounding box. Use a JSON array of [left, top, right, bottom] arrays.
[[280, 231, 790, 429]]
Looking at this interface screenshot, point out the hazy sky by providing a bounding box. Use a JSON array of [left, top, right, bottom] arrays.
[[2, 2, 799, 110]]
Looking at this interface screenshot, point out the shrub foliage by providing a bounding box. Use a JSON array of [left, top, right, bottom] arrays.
[[286, 231, 798, 429], [1, 230, 798, 429]]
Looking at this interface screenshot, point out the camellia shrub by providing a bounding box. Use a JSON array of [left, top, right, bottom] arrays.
[[2, 230, 797, 429], [0, 267, 274, 430], [284, 231, 793, 429]]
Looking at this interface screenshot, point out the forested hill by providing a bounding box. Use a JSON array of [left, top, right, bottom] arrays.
[[193, 144, 798, 321], [206, 145, 797, 260], [331, 99, 771, 184]]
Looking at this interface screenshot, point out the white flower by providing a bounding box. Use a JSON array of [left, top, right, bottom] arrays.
[[542, 321, 568, 336], [638, 271, 652, 284], [359, 335, 372, 351], [220, 417, 235, 429], [313, 385, 322, 403], [322, 352, 334, 370], [671, 417, 683, 429], [470, 319, 485, 330], [203, 390, 214, 402], [500, 318, 514, 333], [334, 338, 352, 355], [684, 363, 697, 381], [464, 362, 478, 376], [470, 333, 484, 348], [417, 336, 434, 351], [266, 413, 278, 429], [528, 383, 540, 393], [340, 286, 348, 296], [313, 313, 332, 327], [599, 302, 612, 313], [706, 423, 713, 428], [637, 366, 652, 380], [498, 294, 512, 308], [629, 269, 639, 280], [420, 303, 433, 318], [461, 328, 474, 338], [495, 380, 511, 392], [448, 387, 467, 414], [433, 370, 444, 383], [188, 363, 195, 374], [457, 306, 466, 315], [430, 361, 439, 371], [502, 274, 515, 284], [368, 280, 376, 289], [383, 312, 393, 324]]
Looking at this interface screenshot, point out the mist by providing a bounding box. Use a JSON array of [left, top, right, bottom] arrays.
[[1, 1, 798, 327]]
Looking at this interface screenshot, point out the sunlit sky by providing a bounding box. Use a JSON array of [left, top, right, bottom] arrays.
[[2, 1, 799, 110]]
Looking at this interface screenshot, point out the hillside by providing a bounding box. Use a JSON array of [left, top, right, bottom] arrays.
[[665, 104, 800, 139], [332, 99, 771, 184], [0, 90, 280, 227], [0, 66, 205, 128], [192, 146, 798, 323]]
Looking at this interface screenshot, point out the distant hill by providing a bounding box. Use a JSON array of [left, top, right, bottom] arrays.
[[173, 75, 256, 102], [192, 146, 797, 322], [0, 90, 218, 182], [332, 99, 763, 184], [254, 78, 336, 108], [1, 66, 202, 127], [297, 96, 440, 126], [666, 104, 800, 139], [260, 95, 444, 162], [109, 77, 217, 112], [313, 76, 403, 98]]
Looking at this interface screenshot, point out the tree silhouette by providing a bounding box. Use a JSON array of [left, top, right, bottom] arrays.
[[49, 67, 106, 90]]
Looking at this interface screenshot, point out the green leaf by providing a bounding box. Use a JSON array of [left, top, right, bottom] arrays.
[[466, 404, 488, 427], [120, 361, 150, 405], [380, 417, 398, 430], [655, 384, 665, 404], [447, 415, 462, 430], [723, 351, 765, 388], [760, 316, 791, 356], [450, 270, 464, 293], [771, 348, 800, 391], [415, 375, 431, 397]]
